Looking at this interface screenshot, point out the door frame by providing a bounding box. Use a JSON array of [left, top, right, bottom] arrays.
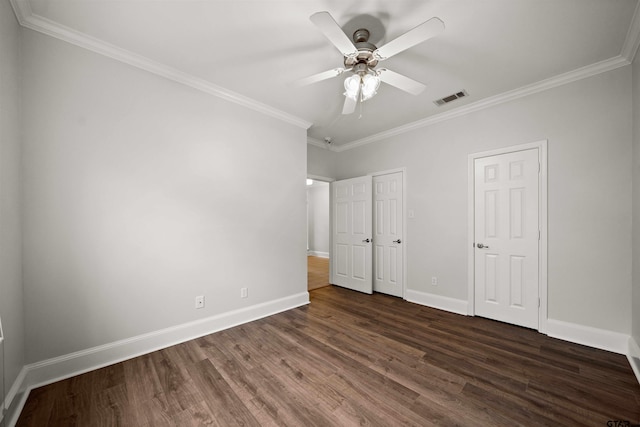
[[371, 168, 407, 299], [467, 140, 548, 333]]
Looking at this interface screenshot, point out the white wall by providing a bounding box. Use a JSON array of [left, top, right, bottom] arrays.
[[633, 52, 640, 347], [21, 29, 308, 363], [320, 66, 633, 335], [307, 183, 330, 256], [0, 0, 25, 413]]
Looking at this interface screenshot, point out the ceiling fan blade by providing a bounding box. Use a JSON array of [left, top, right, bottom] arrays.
[[310, 11, 358, 58], [378, 69, 426, 95], [342, 95, 357, 115], [294, 68, 349, 87], [374, 17, 444, 60]]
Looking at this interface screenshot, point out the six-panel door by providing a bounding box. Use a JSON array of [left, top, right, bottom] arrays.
[[474, 148, 539, 329], [331, 176, 373, 294], [373, 172, 404, 297]]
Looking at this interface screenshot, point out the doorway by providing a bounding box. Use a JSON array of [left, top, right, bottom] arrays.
[[467, 141, 548, 332], [307, 176, 331, 291]]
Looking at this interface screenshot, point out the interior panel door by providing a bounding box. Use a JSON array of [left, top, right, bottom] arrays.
[[474, 148, 539, 329], [373, 172, 403, 297], [331, 176, 373, 294]]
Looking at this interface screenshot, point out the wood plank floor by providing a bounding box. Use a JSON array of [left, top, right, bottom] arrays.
[[307, 256, 330, 291], [17, 285, 640, 426]]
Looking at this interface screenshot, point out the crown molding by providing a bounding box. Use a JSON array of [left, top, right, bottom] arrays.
[[334, 55, 631, 152], [9, 0, 30, 25], [622, 0, 640, 62], [9, 0, 312, 130], [10, 0, 637, 145], [330, 1, 640, 153], [307, 136, 338, 151]]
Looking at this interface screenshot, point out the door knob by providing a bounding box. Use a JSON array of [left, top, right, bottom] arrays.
[[476, 243, 489, 249], [362, 238, 371, 243], [393, 239, 402, 244]]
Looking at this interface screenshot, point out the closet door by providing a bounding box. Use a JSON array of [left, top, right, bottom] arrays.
[[373, 172, 404, 297], [331, 176, 373, 294]]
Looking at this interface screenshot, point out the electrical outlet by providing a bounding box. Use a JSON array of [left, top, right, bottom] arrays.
[[195, 295, 205, 309], [240, 287, 248, 298], [431, 277, 438, 286]]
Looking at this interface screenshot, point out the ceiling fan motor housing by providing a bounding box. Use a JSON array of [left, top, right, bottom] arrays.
[[344, 28, 379, 70]]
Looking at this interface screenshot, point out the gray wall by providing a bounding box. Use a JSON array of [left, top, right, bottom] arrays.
[[21, 29, 308, 363], [0, 0, 25, 409], [633, 53, 640, 347], [308, 143, 339, 179], [315, 66, 633, 334]]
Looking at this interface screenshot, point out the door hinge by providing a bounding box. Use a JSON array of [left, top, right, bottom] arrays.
[[538, 297, 541, 308], [538, 162, 541, 173], [538, 230, 541, 240]]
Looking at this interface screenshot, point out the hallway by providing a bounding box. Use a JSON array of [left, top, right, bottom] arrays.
[[308, 256, 330, 291]]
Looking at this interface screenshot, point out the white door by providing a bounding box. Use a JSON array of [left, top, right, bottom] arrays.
[[474, 148, 539, 329], [331, 176, 373, 294], [373, 172, 404, 297]]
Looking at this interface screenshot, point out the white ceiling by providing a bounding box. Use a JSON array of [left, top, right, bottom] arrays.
[[13, 0, 640, 148]]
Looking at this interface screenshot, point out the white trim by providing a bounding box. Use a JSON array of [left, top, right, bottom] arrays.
[[628, 336, 640, 386], [0, 317, 5, 423], [546, 319, 629, 355], [8, 1, 311, 131], [333, 56, 629, 152], [307, 251, 329, 258], [2, 367, 27, 427], [467, 140, 548, 333], [15, 292, 308, 401], [405, 289, 469, 316], [307, 174, 334, 183], [622, 1, 640, 62], [7, 0, 30, 26], [10, 0, 638, 149], [4, 366, 26, 414], [307, 137, 338, 151]]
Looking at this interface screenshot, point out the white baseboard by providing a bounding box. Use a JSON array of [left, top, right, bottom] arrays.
[[546, 319, 629, 355], [404, 289, 469, 316], [404, 290, 634, 360], [628, 336, 640, 386], [3, 388, 27, 427], [2, 365, 27, 426], [307, 251, 329, 258], [6, 291, 309, 426]]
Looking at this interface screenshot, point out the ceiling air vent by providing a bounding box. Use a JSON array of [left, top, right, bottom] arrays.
[[434, 90, 468, 106]]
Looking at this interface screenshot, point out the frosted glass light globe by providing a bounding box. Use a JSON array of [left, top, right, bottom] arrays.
[[344, 75, 361, 100]]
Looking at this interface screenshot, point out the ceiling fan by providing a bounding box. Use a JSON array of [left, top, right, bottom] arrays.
[[297, 11, 445, 115]]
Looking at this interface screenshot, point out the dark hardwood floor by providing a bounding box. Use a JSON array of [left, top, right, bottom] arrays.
[[17, 286, 640, 426]]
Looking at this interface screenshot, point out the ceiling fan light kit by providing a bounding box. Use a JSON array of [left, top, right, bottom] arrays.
[[343, 70, 381, 102], [300, 11, 445, 115]]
